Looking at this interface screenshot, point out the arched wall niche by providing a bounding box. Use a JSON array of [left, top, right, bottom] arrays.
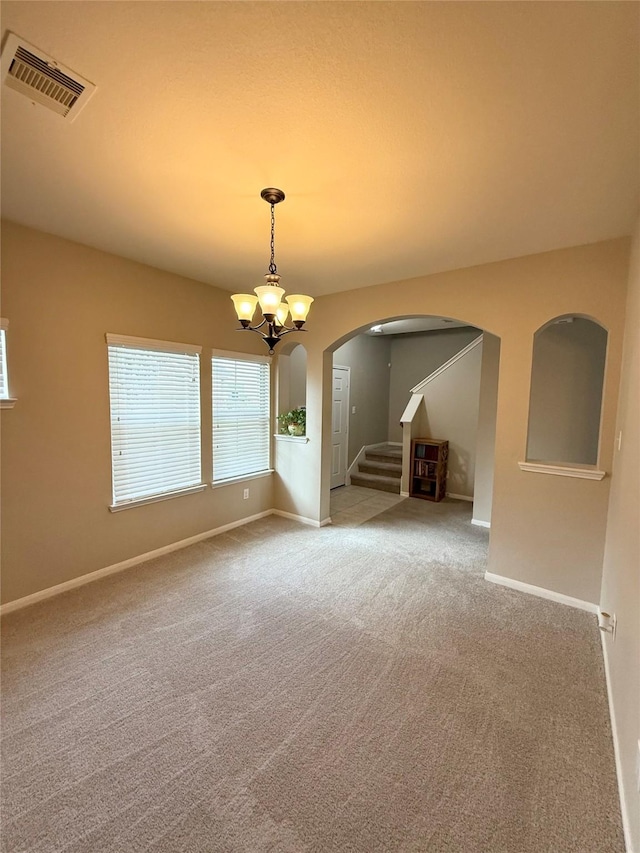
[[526, 314, 608, 466], [276, 341, 307, 427]]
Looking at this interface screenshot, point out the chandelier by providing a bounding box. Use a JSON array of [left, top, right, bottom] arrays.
[[231, 188, 313, 354]]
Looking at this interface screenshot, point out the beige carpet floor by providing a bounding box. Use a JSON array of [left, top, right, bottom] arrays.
[[1, 496, 624, 852]]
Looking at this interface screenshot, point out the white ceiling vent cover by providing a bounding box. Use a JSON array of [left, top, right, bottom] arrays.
[[1, 33, 96, 120]]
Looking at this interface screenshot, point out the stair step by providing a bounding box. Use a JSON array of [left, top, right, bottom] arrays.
[[350, 472, 401, 494], [366, 449, 403, 464], [359, 460, 402, 478]]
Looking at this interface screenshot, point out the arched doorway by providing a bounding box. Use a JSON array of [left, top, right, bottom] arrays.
[[322, 315, 501, 533]]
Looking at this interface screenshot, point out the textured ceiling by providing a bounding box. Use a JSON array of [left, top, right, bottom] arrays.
[[1, 1, 638, 297]]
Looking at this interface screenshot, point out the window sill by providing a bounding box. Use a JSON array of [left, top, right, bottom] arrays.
[[0, 398, 17, 409], [109, 483, 207, 512], [518, 461, 606, 481], [274, 434, 310, 443], [211, 469, 273, 489]]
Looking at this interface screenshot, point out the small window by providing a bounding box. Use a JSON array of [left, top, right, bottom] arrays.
[[212, 351, 271, 483], [0, 319, 16, 408], [107, 334, 203, 507]]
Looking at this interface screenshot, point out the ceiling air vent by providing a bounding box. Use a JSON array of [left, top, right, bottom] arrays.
[[1, 33, 96, 120]]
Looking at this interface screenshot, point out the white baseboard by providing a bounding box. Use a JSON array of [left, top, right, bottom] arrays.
[[601, 632, 637, 853], [271, 509, 328, 528], [471, 518, 491, 528], [400, 491, 410, 498], [446, 492, 473, 502], [0, 509, 275, 615], [484, 572, 598, 614]]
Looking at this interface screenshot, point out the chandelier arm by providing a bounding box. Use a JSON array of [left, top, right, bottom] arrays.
[[245, 318, 269, 332], [274, 326, 307, 337], [236, 323, 266, 335]]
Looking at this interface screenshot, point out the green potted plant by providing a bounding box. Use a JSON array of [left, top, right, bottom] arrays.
[[278, 406, 306, 436]]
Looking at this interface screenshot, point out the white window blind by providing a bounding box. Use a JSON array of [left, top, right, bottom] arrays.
[[0, 322, 9, 400], [107, 334, 202, 506], [212, 352, 271, 482]]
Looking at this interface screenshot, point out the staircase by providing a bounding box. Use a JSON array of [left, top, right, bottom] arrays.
[[350, 443, 402, 494]]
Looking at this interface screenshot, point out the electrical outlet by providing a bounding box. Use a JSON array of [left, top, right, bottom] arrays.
[[351, 406, 356, 414], [243, 488, 249, 500]]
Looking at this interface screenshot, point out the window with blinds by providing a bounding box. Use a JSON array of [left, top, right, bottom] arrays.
[[212, 352, 271, 483], [107, 334, 203, 507]]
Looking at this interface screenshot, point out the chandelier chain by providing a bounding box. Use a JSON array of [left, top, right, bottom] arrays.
[[268, 203, 277, 275]]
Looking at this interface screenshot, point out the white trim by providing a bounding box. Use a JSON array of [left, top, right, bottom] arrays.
[[400, 393, 423, 424], [400, 491, 410, 497], [518, 461, 606, 480], [386, 441, 402, 447], [484, 572, 598, 613], [274, 434, 309, 443], [0, 398, 17, 409], [471, 518, 491, 528], [0, 510, 274, 615], [446, 492, 473, 502], [211, 347, 270, 365], [601, 633, 637, 853], [410, 335, 483, 393], [106, 333, 201, 355], [109, 483, 206, 512], [211, 469, 273, 489], [271, 509, 329, 528]]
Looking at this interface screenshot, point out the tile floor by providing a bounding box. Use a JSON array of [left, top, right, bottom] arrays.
[[329, 484, 406, 527]]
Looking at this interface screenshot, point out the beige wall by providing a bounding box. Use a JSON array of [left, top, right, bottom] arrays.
[[416, 338, 483, 499], [0, 221, 274, 604], [276, 343, 307, 420], [293, 238, 628, 604], [600, 218, 639, 851], [333, 334, 392, 465], [388, 327, 481, 442], [1, 224, 632, 612], [288, 344, 307, 410], [472, 333, 501, 526]]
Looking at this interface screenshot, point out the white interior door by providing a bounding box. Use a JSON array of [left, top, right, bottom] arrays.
[[331, 365, 350, 489]]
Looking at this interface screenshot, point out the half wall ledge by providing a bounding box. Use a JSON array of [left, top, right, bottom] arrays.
[[517, 461, 606, 480]]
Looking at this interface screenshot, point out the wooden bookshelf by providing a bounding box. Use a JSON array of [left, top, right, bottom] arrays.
[[409, 438, 448, 502]]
